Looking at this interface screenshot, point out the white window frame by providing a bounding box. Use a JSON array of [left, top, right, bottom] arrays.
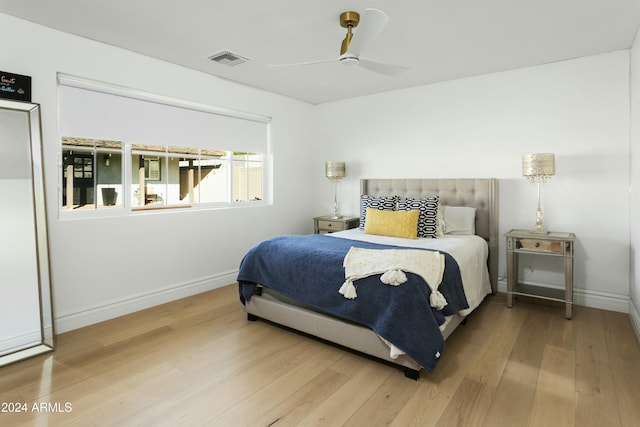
[[57, 74, 271, 219]]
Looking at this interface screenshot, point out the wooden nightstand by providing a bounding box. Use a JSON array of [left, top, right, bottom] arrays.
[[314, 215, 359, 234], [505, 229, 576, 319]]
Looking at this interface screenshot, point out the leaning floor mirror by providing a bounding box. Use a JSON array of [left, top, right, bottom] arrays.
[[0, 98, 55, 367]]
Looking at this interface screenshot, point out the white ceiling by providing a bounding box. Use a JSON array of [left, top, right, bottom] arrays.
[[1, 1, 640, 104]]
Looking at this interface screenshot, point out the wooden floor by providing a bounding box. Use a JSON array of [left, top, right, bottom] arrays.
[[2, 285, 640, 427]]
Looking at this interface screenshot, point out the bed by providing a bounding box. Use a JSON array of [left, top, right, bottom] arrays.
[[238, 178, 498, 379]]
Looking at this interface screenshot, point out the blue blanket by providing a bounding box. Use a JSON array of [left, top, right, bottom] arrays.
[[237, 234, 469, 372]]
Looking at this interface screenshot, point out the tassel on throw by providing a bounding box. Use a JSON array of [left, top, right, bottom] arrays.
[[380, 269, 407, 286], [430, 290, 448, 310], [339, 279, 357, 299]]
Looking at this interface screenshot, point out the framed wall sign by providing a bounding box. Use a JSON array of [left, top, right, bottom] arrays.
[[0, 71, 32, 102]]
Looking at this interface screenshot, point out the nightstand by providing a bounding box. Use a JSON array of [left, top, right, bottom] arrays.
[[505, 229, 576, 319], [314, 215, 359, 234]]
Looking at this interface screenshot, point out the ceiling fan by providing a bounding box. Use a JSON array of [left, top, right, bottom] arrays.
[[270, 8, 408, 77]]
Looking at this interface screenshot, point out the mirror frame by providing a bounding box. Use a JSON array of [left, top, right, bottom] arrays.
[[0, 99, 55, 367]]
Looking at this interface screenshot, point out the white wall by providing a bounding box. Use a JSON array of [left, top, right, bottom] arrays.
[[0, 13, 317, 332], [314, 51, 631, 313], [630, 28, 640, 336]]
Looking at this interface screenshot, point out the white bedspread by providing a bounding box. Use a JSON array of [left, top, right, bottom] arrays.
[[328, 229, 491, 316]]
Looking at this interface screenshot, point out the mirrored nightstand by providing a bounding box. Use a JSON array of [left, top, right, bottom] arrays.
[[505, 229, 576, 319]]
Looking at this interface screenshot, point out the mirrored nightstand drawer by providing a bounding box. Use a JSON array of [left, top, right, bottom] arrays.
[[314, 216, 359, 234]]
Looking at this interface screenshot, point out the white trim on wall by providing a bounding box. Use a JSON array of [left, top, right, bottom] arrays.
[[54, 271, 237, 333], [574, 289, 631, 314], [497, 279, 630, 314]]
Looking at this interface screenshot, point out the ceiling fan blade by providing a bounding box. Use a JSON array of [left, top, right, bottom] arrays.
[[269, 58, 336, 68], [347, 8, 389, 57], [358, 58, 409, 77]]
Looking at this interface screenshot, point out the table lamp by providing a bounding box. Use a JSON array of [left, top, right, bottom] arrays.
[[522, 153, 555, 234], [325, 161, 346, 219]]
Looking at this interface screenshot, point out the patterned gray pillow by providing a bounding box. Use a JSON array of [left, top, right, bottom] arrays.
[[397, 196, 439, 238], [359, 195, 398, 229]]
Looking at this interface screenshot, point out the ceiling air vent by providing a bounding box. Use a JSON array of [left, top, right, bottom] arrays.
[[206, 50, 250, 67]]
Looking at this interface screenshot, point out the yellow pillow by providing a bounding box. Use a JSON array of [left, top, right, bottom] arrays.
[[364, 208, 419, 239]]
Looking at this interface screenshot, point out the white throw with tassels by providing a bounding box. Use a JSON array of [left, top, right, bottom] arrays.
[[339, 247, 448, 310]]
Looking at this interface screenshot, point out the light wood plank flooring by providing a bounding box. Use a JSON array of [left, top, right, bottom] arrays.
[[1, 284, 639, 426]]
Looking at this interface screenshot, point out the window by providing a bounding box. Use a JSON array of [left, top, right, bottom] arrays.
[[233, 152, 263, 202], [60, 140, 264, 211], [62, 138, 123, 209], [195, 149, 229, 204], [57, 74, 270, 215], [128, 144, 237, 208]]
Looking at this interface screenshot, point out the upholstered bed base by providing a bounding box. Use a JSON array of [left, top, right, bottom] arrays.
[[246, 287, 465, 379], [244, 178, 498, 379]]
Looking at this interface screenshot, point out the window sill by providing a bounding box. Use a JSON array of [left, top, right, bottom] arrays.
[[58, 200, 267, 220], [132, 204, 192, 211]]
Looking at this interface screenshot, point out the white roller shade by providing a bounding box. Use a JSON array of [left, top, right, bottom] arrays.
[[58, 75, 270, 153]]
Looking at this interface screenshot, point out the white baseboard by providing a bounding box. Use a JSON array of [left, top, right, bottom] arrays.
[[55, 271, 238, 333], [497, 279, 630, 313], [56, 274, 639, 341]]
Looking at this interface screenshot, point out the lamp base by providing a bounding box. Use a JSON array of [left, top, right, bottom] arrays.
[[330, 214, 342, 219], [530, 207, 548, 234]]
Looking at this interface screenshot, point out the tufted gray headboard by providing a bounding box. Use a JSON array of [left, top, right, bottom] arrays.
[[360, 178, 499, 294]]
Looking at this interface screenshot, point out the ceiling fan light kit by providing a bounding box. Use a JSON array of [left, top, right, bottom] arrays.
[[339, 54, 359, 66]]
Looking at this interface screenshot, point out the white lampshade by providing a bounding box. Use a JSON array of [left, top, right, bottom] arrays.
[[325, 161, 346, 180], [522, 153, 555, 183]]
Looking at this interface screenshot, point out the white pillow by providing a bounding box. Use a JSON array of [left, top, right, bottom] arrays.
[[436, 205, 444, 236], [443, 206, 477, 235]]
